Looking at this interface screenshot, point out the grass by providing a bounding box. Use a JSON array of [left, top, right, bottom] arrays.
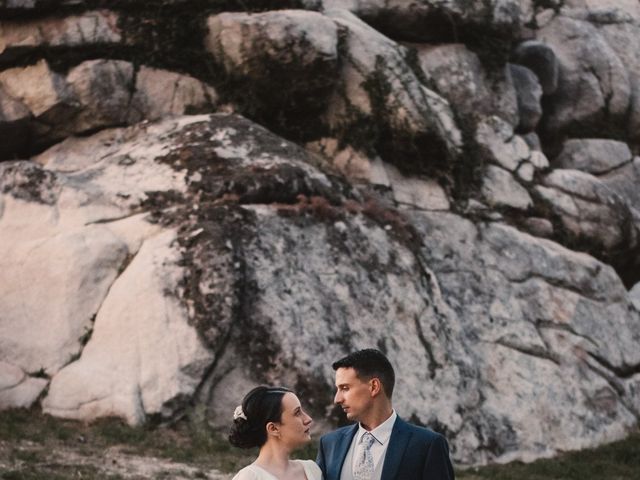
[[457, 431, 640, 479], [1, 464, 113, 480], [0, 408, 254, 477], [1, 409, 639, 479]]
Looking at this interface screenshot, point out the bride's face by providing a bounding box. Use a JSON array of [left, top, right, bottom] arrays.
[[273, 393, 313, 449]]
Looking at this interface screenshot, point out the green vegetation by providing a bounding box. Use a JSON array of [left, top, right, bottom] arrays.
[[1, 464, 112, 480], [1, 409, 639, 479], [457, 431, 640, 479], [0, 408, 254, 477]]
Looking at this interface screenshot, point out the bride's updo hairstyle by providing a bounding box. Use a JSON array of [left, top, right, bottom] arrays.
[[228, 386, 292, 449]]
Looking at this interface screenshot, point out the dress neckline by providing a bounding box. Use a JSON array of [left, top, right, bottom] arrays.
[[250, 460, 309, 480]]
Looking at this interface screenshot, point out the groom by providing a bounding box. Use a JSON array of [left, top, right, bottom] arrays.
[[316, 349, 454, 480]]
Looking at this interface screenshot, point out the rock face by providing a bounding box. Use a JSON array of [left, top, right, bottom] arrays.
[[0, 58, 217, 157], [555, 139, 632, 174], [43, 228, 215, 425], [1, 0, 640, 469], [414, 43, 518, 128], [320, 9, 462, 171], [537, 12, 631, 138], [411, 212, 640, 464], [320, 0, 534, 42], [509, 63, 543, 133], [205, 9, 337, 134], [0, 10, 123, 62]]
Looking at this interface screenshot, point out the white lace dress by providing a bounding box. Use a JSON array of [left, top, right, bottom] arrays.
[[231, 460, 322, 480]]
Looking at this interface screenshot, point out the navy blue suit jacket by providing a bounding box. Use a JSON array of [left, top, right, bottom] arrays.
[[316, 417, 454, 480]]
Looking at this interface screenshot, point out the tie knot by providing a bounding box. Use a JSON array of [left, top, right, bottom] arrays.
[[360, 432, 376, 448]]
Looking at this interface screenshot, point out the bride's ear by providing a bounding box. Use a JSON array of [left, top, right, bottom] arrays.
[[266, 421, 281, 438]]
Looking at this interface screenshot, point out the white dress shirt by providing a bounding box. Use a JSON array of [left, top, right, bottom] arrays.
[[351, 410, 398, 474]]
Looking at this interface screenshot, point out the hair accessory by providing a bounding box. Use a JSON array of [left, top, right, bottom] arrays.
[[233, 405, 247, 421]]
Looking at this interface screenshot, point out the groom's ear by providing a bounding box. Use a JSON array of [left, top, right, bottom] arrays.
[[370, 378, 382, 397]]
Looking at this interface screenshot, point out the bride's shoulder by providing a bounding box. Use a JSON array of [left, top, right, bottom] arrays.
[[231, 465, 262, 480], [296, 459, 323, 479]]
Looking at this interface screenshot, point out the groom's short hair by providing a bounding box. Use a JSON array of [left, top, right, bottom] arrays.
[[332, 348, 395, 398]]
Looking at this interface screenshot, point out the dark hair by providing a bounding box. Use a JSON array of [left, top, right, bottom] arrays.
[[228, 386, 292, 449], [332, 349, 395, 398]]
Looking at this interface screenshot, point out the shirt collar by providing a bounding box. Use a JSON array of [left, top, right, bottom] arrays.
[[356, 410, 397, 446]]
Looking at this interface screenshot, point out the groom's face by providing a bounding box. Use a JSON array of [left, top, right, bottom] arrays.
[[334, 367, 373, 423]]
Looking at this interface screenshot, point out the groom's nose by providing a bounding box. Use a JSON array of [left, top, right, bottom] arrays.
[[334, 390, 343, 404]]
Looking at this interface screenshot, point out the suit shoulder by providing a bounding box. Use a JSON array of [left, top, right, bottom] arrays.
[[320, 424, 356, 442], [404, 421, 448, 443]]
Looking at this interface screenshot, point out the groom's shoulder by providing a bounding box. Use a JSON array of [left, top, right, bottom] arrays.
[[400, 418, 447, 443], [320, 424, 355, 442]]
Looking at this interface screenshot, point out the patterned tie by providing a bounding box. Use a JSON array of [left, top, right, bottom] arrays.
[[353, 432, 376, 480]]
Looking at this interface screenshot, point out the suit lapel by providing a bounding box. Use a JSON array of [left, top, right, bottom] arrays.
[[330, 424, 358, 480], [380, 418, 411, 480]]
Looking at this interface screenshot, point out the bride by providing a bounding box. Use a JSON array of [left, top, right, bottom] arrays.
[[229, 386, 323, 480]]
